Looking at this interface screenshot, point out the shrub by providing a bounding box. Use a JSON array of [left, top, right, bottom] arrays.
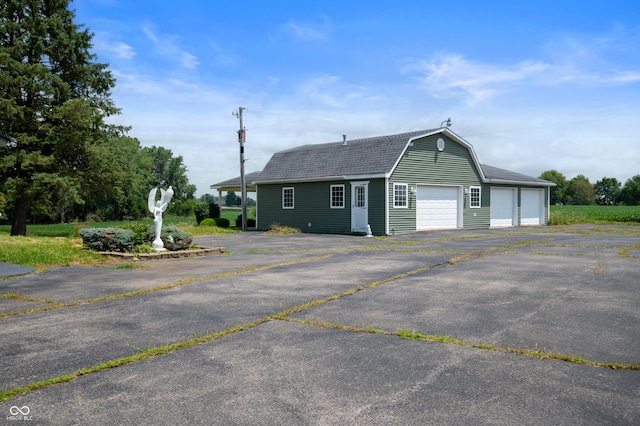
[[194, 202, 209, 224], [214, 217, 230, 228], [148, 225, 193, 251], [169, 199, 196, 217], [199, 218, 216, 227], [79, 228, 134, 252], [235, 217, 256, 228], [119, 222, 153, 246], [85, 213, 102, 223], [209, 202, 220, 218]]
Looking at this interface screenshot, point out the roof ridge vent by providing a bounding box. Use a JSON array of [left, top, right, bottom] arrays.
[[342, 134, 347, 146]]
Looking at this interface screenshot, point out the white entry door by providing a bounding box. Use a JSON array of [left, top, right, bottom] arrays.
[[351, 182, 369, 233]]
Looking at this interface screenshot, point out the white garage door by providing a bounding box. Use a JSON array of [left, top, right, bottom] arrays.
[[491, 188, 516, 227], [416, 186, 460, 230], [521, 189, 544, 225]]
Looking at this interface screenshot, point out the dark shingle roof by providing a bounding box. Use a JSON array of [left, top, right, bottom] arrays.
[[480, 164, 552, 185], [211, 129, 554, 187], [211, 171, 262, 188], [255, 130, 436, 182]]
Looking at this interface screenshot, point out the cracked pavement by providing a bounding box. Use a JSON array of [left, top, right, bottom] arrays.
[[1, 225, 639, 425]]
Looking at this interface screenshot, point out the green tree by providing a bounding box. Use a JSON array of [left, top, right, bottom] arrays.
[[199, 193, 218, 204], [225, 191, 239, 206], [594, 177, 621, 205], [539, 170, 567, 204], [567, 175, 596, 205], [620, 175, 640, 205], [82, 136, 153, 221], [142, 146, 196, 213], [0, 0, 122, 235]]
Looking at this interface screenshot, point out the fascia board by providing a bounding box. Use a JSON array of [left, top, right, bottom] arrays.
[[342, 173, 387, 180], [255, 174, 386, 185], [487, 179, 556, 187]]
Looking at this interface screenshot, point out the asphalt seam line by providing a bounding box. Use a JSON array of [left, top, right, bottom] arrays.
[[2, 238, 636, 402], [0, 254, 334, 319], [280, 318, 640, 371], [0, 259, 445, 403]]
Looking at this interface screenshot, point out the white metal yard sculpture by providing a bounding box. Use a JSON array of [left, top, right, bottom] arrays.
[[148, 186, 174, 250]]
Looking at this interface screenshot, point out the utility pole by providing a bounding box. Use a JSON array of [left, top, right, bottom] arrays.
[[233, 107, 247, 231]]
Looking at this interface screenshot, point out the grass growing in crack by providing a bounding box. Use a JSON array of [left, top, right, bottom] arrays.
[[395, 328, 639, 369], [0, 254, 334, 318], [3, 247, 637, 403], [1, 262, 443, 401], [619, 244, 640, 257], [102, 263, 148, 269], [2, 292, 60, 305], [285, 318, 640, 371], [0, 322, 259, 403]]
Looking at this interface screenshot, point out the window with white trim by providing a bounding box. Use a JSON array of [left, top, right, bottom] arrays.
[[469, 186, 481, 208], [330, 185, 345, 208], [394, 183, 408, 208], [282, 187, 294, 209], [355, 185, 366, 208]]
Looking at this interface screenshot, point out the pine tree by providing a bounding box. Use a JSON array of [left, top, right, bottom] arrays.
[[0, 0, 122, 235]]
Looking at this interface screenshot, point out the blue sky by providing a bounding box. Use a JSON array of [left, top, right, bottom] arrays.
[[74, 0, 640, 195]]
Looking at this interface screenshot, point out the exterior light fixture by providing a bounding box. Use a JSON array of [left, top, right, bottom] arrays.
[[440, 118, 451, 128]]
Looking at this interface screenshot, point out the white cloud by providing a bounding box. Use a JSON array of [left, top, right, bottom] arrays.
[[92, 33, 136, 60], [405, 53, 549, 106], [142, 24, 199, 69], [297, 75, 366, 107], [406, 27, 640, 106], [281, 18, 331, 41]]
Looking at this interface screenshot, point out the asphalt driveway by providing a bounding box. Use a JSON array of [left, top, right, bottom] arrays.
[[1, 225, 639, 425]]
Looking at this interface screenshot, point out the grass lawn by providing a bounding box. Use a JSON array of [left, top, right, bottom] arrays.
[[0, 207, 255, 269], [3, 204, 636, 270], [0, 207, 250, 238], [550, 205, 640, 225]]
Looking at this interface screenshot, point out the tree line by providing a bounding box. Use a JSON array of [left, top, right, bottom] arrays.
[[540, 170, 640, 206], [0, 0, 196, 235]]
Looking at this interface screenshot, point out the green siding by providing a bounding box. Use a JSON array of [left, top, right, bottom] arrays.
[[256, 179, 386, 235], [388, 134, 489, 233], [366, 179, 386, 235], [255, 134, 549, 235]]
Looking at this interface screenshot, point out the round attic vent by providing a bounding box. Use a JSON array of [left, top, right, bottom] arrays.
[[436, 138, 445, 151]]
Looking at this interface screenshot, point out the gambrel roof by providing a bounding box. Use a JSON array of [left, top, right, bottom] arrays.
[[256, 130, 432, 182], [248, 128, 553, 187]]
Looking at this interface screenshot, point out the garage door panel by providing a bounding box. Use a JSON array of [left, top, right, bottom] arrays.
[[522, 189, 543, 225], [491, 188, 515, 227], [416, 186, 459, 230]]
